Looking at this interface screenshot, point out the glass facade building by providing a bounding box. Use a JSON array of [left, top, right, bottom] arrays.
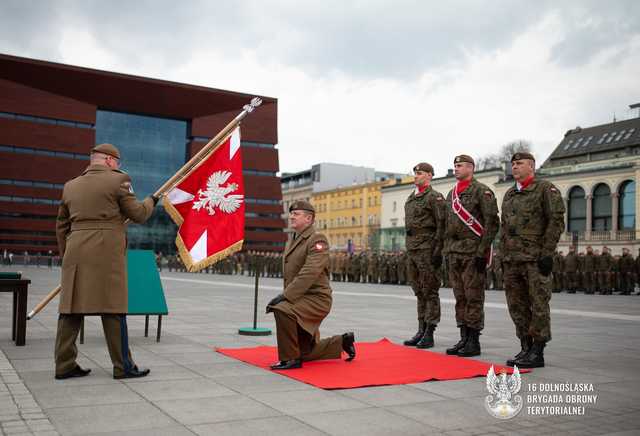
[[95, 110, 189, 254]]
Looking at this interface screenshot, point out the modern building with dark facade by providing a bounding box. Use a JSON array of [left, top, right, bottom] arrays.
[[0, 54, 285, 255]]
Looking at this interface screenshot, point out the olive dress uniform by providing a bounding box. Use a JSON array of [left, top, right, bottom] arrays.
[[54, 144, 156, 379], [267, 201, 355, 369]]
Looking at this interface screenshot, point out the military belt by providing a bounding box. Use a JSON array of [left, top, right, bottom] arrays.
[[70, 221, 124, 231], [406, 228, 435, 236]]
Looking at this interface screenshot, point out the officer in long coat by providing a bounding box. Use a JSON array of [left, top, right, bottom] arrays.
[[266, 200, 355, 370], [54, 144, 157, 379], [500, 152, 565, 368]]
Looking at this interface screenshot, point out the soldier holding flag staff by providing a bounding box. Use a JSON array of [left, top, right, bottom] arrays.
[[54, 143, 158, 380]]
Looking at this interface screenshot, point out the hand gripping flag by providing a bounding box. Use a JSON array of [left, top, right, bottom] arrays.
[[163, 128, 245, 272]]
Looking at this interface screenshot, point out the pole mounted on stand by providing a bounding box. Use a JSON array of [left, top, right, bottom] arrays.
[[238, 254, 272, 336]]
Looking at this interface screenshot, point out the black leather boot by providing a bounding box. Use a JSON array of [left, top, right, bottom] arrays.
[[458, 328, 481, 357], [515, 341, 545, 368], [506, 336, 532, 366], [342, 332, 356, 361], [270, 359, 302, 370], [416, 324, 435, 349], [403, 320, 426, 346], [446, 326, 467, 355]]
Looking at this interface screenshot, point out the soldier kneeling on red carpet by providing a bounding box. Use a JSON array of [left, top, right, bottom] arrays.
[[266, 200, 355, 370]]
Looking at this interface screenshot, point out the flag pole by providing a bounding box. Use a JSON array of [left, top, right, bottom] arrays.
[[27, 97, 263, 320]]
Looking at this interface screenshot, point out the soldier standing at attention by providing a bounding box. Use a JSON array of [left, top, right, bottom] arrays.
[[620, 248, 635, 295], [55, 144, 157, 380], [266, 201, 355, 370], [583, 246, 597, 294], [444, 155, 499, 357], [564, 246, 578, 293], [500, 152, 565, 368], [403, 163, 445, 348]]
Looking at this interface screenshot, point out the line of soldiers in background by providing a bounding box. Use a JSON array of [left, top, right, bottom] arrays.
[[549, 245, 640, 295], [154, 246, 640, 296], [157, 251, 284, 278]]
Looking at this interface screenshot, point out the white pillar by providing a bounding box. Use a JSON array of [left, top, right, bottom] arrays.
[[611, 192, 619, 234], [586, 194, 593, 240]]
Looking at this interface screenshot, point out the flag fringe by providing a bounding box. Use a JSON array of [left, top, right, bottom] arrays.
[[175, 232, 244, 273]]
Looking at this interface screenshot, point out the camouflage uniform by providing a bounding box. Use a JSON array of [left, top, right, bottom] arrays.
[[564, 249, 579, 293], [501, 178, 564, 342], [619, 250, 635, 295], [493, 253, 503, 290], [552, 252, 564, 292], [583, 250, 597, 294], [444, 179, 498, 332], [397, 251, 407, 285], [597, 249, 613, 294], [404, 183, 445, 345]]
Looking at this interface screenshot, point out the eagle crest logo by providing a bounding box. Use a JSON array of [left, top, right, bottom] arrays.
[[192, 170, 244, 215], [485, 365, 523, 419]]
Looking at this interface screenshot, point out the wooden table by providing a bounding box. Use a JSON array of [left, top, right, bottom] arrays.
[[0, 279, 31, 346]]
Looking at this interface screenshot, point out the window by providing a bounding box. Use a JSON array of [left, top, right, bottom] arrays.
[[393, 201, 397, 212], [606, 132, 617, 143], [592, 183, 612, 231], [573, 137, 583, 148], [568, 186, 586, 232], [615, 131, 626, 141], [624, 129, 636, 140], [582, 136, 593, 147], [597, 133, 608, 145], [618, 180, 636, 230], [563, 139, 574, 150]]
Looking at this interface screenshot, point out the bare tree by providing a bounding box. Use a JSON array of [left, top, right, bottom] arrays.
[[475, 140, 533, 170]]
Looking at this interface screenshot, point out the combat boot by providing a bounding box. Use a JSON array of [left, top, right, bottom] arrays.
[[446, 326, 467, 355], [515, 341, 545, 368], [416, 325, 435, 349], [403, 320, 426, 346], [506, 336, 532, 367], [458, 328, 481, 357]]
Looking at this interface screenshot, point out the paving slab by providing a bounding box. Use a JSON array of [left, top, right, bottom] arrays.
[[1, 267, 639, 435]]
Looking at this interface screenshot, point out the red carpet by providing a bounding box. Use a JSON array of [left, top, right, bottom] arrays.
[[216, 338, 529, 390]]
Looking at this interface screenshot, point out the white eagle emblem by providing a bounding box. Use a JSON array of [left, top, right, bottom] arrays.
[[192, 170, 244, 215], [484, 365, 523, 419]]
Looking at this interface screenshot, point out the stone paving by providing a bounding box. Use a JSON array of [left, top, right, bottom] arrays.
[[1, 265, 639, 435]]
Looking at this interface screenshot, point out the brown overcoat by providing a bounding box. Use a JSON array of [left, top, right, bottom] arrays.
[[56, 164, 154, 314], [273, 225, 332, 337]]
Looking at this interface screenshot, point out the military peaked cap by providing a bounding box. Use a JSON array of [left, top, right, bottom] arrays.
[[511, 151, 535, 162], [92, 143, 121, 159], [289, 200, 315, 214], [413, 162, 434, 174], [453, 154, 475, 165]]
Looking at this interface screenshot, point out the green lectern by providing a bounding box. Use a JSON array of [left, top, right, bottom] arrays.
[[127, 249, 169, 341]]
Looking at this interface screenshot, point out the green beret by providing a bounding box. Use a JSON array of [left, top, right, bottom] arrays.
[[511, 152, 535, 162], [289, 200, 315, 214], [92, 143, 121, 159], [453, 154, 475, 166], [413, 162, 434, 174]]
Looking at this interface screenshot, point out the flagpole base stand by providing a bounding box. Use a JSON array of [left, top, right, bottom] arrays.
[[238, 327, 272, 336]]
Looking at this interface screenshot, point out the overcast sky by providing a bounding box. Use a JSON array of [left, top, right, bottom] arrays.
[[1, 0, 639, 175]]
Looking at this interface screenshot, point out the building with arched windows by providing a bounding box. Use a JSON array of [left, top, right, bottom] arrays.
[[378, 112, 640, 255], [539, 114, 640, 254]]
